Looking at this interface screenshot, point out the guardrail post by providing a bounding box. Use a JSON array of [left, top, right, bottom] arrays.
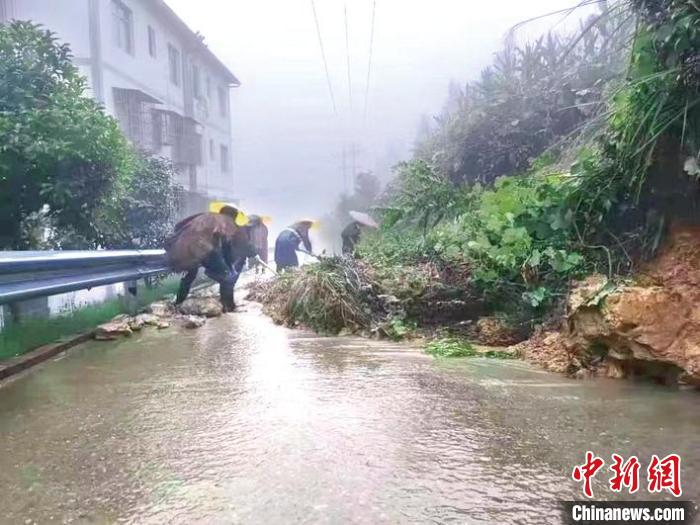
[[1, 304, 11, 329], [121, 280, 139, 316]]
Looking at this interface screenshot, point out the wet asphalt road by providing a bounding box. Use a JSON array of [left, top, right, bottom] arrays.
[[0, 301, 698, 524]]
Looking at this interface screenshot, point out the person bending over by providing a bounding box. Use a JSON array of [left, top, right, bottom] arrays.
[[165, 206, 243, 312], [274, 219, 313, 271]]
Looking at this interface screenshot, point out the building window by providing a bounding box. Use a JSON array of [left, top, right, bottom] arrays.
[[168, 44, 181, 86], [206, 76, 212, 98], [148, 25, 157, 58], [209, 139, 215, 160], [192, 64, 201, 99], [218, 86, 228, 117], [112, 0, 134, 54], [220, 144, 230, 172]]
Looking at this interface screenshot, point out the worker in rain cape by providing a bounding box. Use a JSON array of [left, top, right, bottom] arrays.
[[165, 203, 248, 312], [342, 211, 379, 255], [341, 222, 362, 255], [274, 219, 314, 271], [246, 214, 270, 273]]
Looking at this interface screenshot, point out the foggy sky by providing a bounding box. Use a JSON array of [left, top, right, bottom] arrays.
[[166, 0, 592, 228]]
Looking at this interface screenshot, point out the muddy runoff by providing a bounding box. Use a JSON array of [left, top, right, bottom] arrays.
[[0, 301, 699, 524]]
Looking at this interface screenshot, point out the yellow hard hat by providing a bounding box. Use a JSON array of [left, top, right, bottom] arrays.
[[209, 201, 249, 226], [298, 218, 319, 230]]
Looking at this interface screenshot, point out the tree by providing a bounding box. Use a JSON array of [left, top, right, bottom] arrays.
[[333, 172, 381, 224], [0, 21, 131, 249], [98, 154, 183, 249], [416, 6, 632, 186]]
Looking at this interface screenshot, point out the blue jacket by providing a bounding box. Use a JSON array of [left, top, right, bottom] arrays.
[[274, 227, 311, 269]]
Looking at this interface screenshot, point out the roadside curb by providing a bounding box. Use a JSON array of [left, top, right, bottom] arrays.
[[0, 331, 95, 381], [0, 282, 221, 383]]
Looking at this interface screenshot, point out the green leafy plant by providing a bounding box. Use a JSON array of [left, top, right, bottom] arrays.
[[98, 154, 183, 249], [384, 318, 417, 341], [425, 338, 515, 359], [0, 21, 132, 249], [569, 1, 700, 266], [0, 22, 182, 250]]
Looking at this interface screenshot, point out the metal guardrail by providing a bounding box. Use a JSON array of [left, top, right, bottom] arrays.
[[0, 250, 170, 306]]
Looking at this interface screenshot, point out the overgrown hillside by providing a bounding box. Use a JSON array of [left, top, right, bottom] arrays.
[[253, 1, 700, 377]]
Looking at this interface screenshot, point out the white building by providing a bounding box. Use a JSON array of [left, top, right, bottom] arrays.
[[0, 0, 240, 214]]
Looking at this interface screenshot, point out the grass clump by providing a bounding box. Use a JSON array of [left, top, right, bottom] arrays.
[[425, 338, 478, 358], [250, 257, 375, 334], [0, 277, 179, 361], [425, 338, 516, 359]]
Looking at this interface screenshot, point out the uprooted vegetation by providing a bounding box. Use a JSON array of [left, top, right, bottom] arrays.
[[252, 1, 700, 377], [249, 258, 374, 335], [248, 255, 477, 340]]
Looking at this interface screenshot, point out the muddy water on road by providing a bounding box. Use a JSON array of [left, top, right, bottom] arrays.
[[0, 303, 698, 524]]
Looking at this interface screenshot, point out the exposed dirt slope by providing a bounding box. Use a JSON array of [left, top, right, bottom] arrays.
[[516, 226, 700, 386]]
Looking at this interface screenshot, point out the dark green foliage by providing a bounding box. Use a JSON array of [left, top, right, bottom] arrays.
[[357, 224, 437, 266], [417, 6, 632, 186], [0, 21, 183, 250], [99, 154, 183, 249], [379, 160, 472, 231], [0, 21, 131, 249], [570, 0, 700, 265], [367, 0, 700, 326], [433, 173, 584, 309], [425, 338, 515, 359], [362, 163, 584, 314]]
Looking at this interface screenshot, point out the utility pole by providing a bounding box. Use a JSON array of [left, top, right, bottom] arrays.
[[341, 145, 348, 194], [351, 142, 357, 189], [348, 142, 361, 191], [339, 143, 362, 194]]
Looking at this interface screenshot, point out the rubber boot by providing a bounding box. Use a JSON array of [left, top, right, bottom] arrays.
[[219, 282, 236, 312], [176, 269, 198, 305]]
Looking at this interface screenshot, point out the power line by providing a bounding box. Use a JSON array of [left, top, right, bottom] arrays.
[[363, 0, 377, 123], [310, 0, 337, 115], [344, 4, 353, 113]]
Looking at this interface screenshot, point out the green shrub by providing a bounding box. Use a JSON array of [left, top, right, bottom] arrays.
[[0, 21, 132, 249], [98, 154, 183, 249], [569, 1, 700, 266], [415, 5, 631, 187], [358, 227, 435, 266], [425, 338, 516, 359], [434, 172, 584, 309], [363, 162, 585, 314], [379, 159, 473, 231], [0, 22, 183, 250]]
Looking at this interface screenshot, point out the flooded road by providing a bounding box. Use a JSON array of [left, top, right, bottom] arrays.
[[0, 303, 699, 524]]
